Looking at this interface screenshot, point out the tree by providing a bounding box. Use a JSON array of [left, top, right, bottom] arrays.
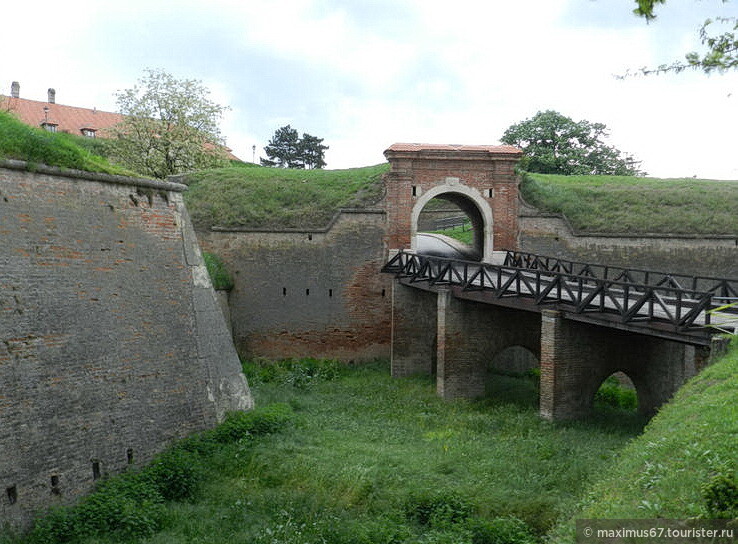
[[298, 133, 328, 169], [261, 125, 328, 169], [631, 0, 737, 74], [110, 69, 229, 179], [500, 110, 645, 176]]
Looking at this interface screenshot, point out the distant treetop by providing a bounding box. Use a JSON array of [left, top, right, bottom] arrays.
[[500, 110, 645, 176], [261, 124, 329, 169]]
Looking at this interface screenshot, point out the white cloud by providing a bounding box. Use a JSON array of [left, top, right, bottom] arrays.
[[3, 0, 737, 178]]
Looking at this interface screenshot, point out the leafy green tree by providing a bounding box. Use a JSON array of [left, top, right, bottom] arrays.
[[261, 125, 328, 169], [631, 0, 737, 74], [110, 69, 229, 179], [500, 110, 644, 176]]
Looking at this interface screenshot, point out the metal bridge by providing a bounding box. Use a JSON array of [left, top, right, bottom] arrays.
[[382, 250, 738, 346]]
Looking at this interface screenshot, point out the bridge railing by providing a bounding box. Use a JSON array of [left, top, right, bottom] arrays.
[[503, 250, 738, 303], [382, 251, 737, 335]]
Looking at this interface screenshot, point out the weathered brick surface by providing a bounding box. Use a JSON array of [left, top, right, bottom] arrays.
[[0, 164, 251, 528], [540, 310, 700, 420], [390, 283, 437, 377], [519, 212, 738, 278], [384, 147, 522, 261], [198, 211, 392, 362], [435, 289, 540, 400]]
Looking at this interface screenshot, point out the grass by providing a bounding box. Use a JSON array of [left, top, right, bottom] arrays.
[[6, 359, 646, 544], [202, 251, 234, 290], [521, 173, 738, 235], [427, 222, 475, 245], [183, 162, 389, 229], [551, 338, 738, 542], [0, 111, 137, 176]]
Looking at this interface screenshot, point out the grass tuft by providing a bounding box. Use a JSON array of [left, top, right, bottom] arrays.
[[202, 251, 234, 290]]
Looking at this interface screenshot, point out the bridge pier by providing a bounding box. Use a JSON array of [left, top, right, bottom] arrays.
[[540, 310, 706, 420], [390, 282, 437, 377], [436, 290, 541, 399], [390, 277, 728, 422]]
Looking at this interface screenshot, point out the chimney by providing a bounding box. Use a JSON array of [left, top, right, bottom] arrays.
[[10, 81, 19, 98], [48, 88, 56, 104]]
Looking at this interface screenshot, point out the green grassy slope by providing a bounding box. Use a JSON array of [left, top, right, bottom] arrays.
[[6, 361, 644, 544], [183, 162, 388, 229], [0, 111, 135, 176], [552, 339, 738, 541], [522, 173, 738, 235]]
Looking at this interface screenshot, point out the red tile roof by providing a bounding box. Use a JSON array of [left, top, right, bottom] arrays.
[[386, 143, 522, 154], [1, 95, 123, 136], [1, 94, 241, 161]]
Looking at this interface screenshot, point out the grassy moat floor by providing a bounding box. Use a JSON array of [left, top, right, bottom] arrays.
[[8, 359, 650, 544]]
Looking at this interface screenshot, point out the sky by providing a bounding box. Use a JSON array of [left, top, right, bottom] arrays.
[[3, 0, 738, 178]]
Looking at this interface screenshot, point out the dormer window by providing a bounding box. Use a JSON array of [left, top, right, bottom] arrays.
[[81, 128, 97, 138], [40, 122, 58, 133]]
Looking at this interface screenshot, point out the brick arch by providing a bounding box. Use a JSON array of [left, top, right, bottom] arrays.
[[383, 143, 523, 261], [490, 345, 540, 375], [410, 184, 494, 261], [591, 370, 639, 413]]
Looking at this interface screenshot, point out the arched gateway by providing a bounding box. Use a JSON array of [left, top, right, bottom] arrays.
[[381, 143, 728, 421], [383, 143, 522, 262]]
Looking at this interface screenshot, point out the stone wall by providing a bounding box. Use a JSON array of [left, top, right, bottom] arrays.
[[197, 210, 392, 362], [519, 205, 738, 278], [0, 161, 252, 529]]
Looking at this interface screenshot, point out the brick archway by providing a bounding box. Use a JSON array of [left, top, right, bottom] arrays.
[[410, 184, 493, 261], [383, 143, 523, 262]]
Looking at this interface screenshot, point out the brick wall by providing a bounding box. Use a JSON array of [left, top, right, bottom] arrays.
[[197, 210, 392, 362], [520, 209, 738, 278], [0, 162, 251, 528], [384, 145, 522, 261], [540, 310, 701, 420]]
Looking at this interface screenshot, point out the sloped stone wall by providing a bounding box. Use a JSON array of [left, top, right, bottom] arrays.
[[0, 162, 251, 529]]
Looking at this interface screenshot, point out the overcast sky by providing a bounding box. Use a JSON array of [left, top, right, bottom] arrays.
[[4, 0, 737, 178]]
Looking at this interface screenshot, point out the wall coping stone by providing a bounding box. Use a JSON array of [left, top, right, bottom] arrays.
[[0, 159, 187, 192], [519, 195, 738, 240], [210, 207, 386, 233]]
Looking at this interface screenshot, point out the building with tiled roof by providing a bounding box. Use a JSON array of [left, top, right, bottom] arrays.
[[1, 81, 240, 160], [1, 82, 123, 139]]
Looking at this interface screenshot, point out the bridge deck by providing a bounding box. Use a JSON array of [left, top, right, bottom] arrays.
[[382, 250, 738, 346]]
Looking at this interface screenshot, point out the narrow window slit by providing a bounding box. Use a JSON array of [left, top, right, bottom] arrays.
[[92, 461, 101, 480], [6, 485, 17, 505], [127, 449, 134, 465], [51, 475, 61, 496]]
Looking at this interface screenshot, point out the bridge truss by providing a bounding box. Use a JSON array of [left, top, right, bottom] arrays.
[[382, 250, 738, 346]]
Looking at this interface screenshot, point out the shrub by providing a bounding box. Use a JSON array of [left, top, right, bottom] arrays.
[[211, 403, 293, 443], [702, 473, 738, 518], [28, 472, 166, 543], [242, 358, 343, 388], [405, 491, 473, 529], [467, 516, 537, 544], [144, 447, 203, 501], [594, 376, 637, 411]]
